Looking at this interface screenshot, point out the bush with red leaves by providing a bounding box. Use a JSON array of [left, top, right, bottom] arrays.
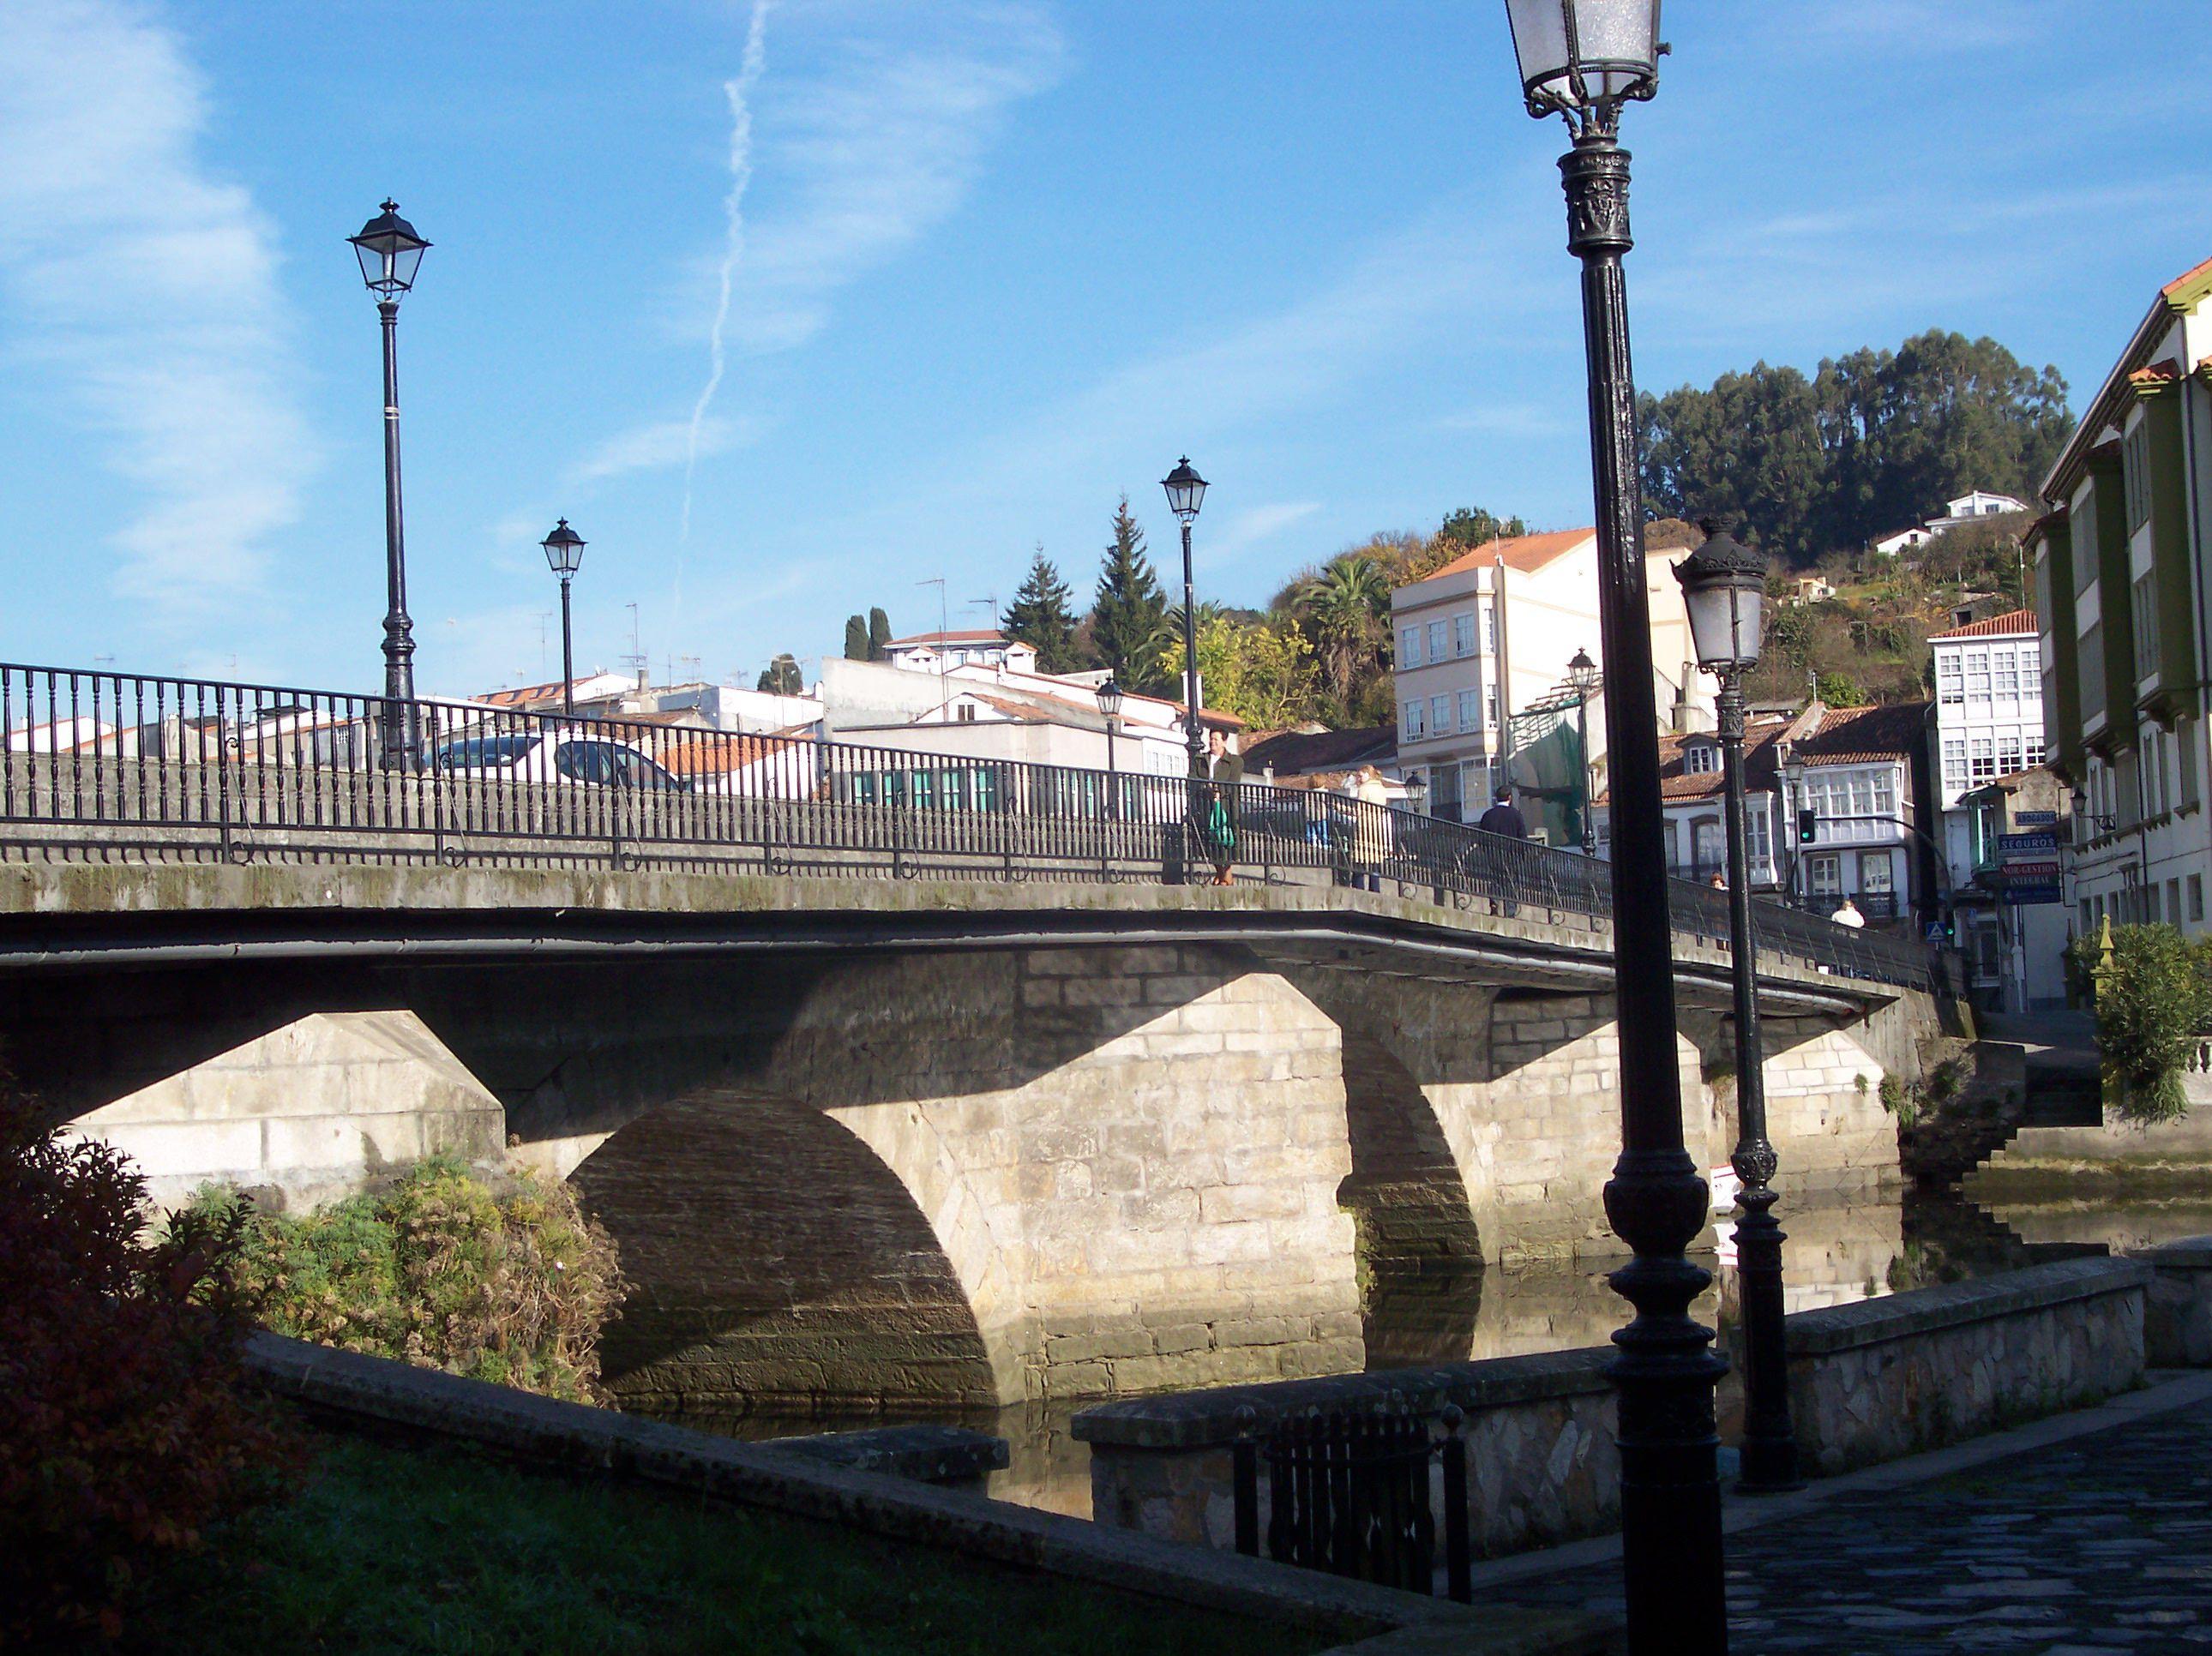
[[0, 1067, 294, 1645]]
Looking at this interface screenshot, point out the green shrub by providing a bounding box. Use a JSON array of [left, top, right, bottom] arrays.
[[2071, 924, 2212, 1125], [187, 1158, 624, 1403], [0, 1064, 294, 1645]]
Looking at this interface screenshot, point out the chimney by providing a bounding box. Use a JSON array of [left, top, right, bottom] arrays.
[[1954, 605, 1974, 628]]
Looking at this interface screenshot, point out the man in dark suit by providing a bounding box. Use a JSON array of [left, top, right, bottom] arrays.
[[1477, 785, 1528, 840]]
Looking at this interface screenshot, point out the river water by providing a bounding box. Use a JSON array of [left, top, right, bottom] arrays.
[[646, 1185, 2212, 1519]]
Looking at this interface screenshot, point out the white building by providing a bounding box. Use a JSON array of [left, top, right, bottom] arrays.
[[882, 629, 1038, 675], [1388, 528, 1707, 828], [1593, 711, 1810, 888], [1927, 609, 2054, 998], [820, 654, 1229, 779], [2033, 252, 2212, 945], [1930, 611, 2048, 880], [1781, 703, 1933, 929], [1872, 490, 2035, 557]]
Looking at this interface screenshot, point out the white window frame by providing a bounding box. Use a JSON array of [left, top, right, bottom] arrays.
[[1427, 620, 1448, 663], [1452, 613, 1476, 657], [1399, 625, 1420, 669], [1457, 688, 1482, 732]]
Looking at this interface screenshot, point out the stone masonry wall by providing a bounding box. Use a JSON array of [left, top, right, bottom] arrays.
[[1750, 1016, 1900, 1199], [1786, 1257, 2149, 1475], [746, 945, 1363, 1408], [1082, 1260, 2153, 1564], [66, 1009, 505, 1213]]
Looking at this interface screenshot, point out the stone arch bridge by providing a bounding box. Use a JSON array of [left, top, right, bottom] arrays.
[[5, 860, 1943, 1417]]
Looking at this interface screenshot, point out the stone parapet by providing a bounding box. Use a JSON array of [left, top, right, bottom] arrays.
[[1784, 1256, 2150, 1474], [2143, 1236, 2212, 1366], [1076, 1348, 1618, 1558], [1082, 1257, 2156, 1561]]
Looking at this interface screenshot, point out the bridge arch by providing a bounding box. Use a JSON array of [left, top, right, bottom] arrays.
[[568, 1084, 1013, 1415]]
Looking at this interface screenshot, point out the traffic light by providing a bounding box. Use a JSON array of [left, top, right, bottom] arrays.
[[1796, 807, 1818, 844]]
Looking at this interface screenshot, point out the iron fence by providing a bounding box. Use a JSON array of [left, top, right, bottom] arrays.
[[0, 660, 1932, 988], [1231, 1401, 1471, 1602]]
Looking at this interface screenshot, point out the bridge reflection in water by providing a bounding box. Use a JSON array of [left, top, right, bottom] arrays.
[[655, 1186, 2210, 1519]]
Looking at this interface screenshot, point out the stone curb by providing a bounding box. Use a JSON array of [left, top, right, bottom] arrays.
[[242, 1333, 1615, 1656], [1782, 1255, 2150, 1355]]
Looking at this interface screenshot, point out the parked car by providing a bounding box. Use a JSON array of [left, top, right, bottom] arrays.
[[432, 729, 688, 790]]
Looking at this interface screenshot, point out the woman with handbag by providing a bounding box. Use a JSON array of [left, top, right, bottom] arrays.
[[1193, 727, 1242, 885]]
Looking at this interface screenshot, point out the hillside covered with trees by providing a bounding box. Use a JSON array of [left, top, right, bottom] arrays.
[[1638, 328, 2073, 566]]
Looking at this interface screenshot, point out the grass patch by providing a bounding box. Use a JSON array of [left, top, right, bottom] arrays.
[[113, 1423, 1352, 1656]]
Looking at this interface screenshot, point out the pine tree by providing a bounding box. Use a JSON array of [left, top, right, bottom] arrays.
[[843, 615, 869, 661], [757, 653, 802, 694], [868, 609, 893, 662], [1090, 497, 1170, 691], [1002, 548, 1080, 674]]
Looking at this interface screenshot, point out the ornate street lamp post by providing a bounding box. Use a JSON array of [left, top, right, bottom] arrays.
[[1676, 519, 1801, 1497], [1781, 745, 1807, 907], [348, 201, 430, 767], [1405, 768, 1429, 814], [1163, 459, 1209, 882], [1568, 646, 1601, 855], [1502, 5, 1728, 1647], [1096, 676, 1125, 815], [1162, 458, 1209, 777], [542, 520, 586, 717]]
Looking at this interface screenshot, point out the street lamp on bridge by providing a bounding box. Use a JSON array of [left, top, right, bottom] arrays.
[[1096, 676, 1125, 813], [1500, 3, 1729, 1647], [1567, 646, 1600, 855], [348, 200, 430, 767], [1162, 458, 1208, 780], [347, 199, 429, 760], [541, 520, 587, 717], [1676, 517, 1802, 1500]]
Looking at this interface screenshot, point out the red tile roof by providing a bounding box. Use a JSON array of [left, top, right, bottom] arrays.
[[1929, 609, 2038, 642], [888, 629, 1008, 646], [1417, 528, 1593, 583], [1596, 717, 1794, 806], [2161, 254, 2212, 300], [1795, 702, 1928, 765]]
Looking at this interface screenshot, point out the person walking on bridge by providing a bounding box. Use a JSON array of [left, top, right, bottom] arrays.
[[1477, 785, 1527, 840], [1193, 726, 1242, 885]]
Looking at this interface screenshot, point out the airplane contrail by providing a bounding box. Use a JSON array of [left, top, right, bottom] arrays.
[[677, 0, 772, 580]]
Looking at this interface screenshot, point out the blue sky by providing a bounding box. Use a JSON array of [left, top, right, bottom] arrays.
[[0, 1, 2207, 696]]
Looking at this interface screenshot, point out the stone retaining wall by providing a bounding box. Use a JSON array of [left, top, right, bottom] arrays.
[[1073, 1350, 1618, 1560], [1783, 1257, 2149, 1473], [1078, 1257, 2156, 1559], [2144, 1238, 2212, 1366]]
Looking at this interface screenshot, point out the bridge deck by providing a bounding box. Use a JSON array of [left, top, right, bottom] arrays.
[[0, 659, 1932, 998]]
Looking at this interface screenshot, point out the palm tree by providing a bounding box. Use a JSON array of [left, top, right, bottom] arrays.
[[1291, 555, 1392, 711]]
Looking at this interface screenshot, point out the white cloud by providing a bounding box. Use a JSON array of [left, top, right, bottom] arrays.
[[0, 0, 313, 616], [720, 3, 1066, 355], [1211, 501, 1323, 565], [577, 415, 749, 484]]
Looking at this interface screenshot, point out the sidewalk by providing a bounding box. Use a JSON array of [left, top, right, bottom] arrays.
[[1482, 1371, 2212, 1652]]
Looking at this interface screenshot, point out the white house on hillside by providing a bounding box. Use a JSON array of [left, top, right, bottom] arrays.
[[1872, 490, 2034, 557]]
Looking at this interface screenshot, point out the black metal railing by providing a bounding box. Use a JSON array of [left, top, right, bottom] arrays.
[[0, 660, 1932, 988], [1231, 1402, 1470, 1602]]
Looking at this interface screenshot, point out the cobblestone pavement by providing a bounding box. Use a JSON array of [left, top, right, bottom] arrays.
[[1498, 1402, 2212, 1652]]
